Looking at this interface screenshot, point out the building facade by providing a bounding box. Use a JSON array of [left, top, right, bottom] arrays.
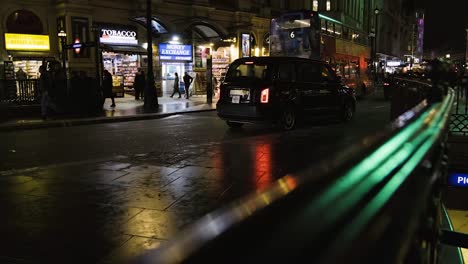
[[0, 0, 421, 94], [0, 0, 271, 96]]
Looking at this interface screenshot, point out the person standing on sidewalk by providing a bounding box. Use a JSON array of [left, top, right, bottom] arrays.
[[134, 69, 145, 100], [16, 68, 28, 101], [183, 72, 193, 99], [103, 70, 116, 107], [39, 65, 58, 119], [170, 72, 181, 98]]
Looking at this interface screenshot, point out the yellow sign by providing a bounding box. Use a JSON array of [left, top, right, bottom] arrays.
[[4, 33, 50, 51]]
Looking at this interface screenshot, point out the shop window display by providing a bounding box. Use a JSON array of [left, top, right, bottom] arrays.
[[212, 47, 231, 84], [102, 52, 140, 89], [13, 60, 42, 79]]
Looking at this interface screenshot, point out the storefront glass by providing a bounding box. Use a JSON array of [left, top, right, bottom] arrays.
[[212, 47, 231, 83], [13, 60, 42, 79], [102, 52, 140, 89], [159, 43, 193, 96]]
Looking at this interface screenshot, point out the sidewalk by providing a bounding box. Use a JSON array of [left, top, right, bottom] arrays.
[[0, 95, 217, 131]]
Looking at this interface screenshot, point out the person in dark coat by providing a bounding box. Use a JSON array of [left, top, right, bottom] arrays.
[[134, 69, 145, 100], [183, 72, 193, 99], [170, 72, 181, 98], [39, 65, 58, 119], [103, 70, 115, 107]]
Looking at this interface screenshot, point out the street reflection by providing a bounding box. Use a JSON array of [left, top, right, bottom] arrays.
[[254, 142, 273, 190]]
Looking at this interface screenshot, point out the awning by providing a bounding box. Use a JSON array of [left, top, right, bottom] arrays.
[[101, 44, 147, 55], [130, 16, 170, 35], [192, 24, 220, 39]]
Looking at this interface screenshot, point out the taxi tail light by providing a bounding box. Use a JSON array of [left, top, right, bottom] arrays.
[[260, 88, 269, 103]]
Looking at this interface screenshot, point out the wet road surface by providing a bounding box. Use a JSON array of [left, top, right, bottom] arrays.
[[0, 93, 391, 263]]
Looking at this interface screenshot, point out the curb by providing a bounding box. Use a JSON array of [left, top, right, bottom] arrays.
[[0, 108, 216, 132]]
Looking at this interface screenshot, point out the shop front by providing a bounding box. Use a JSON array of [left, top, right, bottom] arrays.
[[159, 43, 193, 96], [3, 33, 55, 101], [4, 33, 54, 78], [97, 24, 146, 97]]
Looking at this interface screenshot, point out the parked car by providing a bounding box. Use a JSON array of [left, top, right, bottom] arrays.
[[216, 57, 356, 130]]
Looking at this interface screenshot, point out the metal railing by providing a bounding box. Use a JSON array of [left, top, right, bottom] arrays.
[[389, 77, 432, 120], [0, 79, 40, 103], [449, 76, 468, 136], [1, 77, 104, 116], [135, 82, 462, 263]]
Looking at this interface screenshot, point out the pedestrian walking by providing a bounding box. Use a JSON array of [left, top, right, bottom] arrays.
[[183, 72, 193, 99], [134, 69, 145, 100], [170, 72, 181, 98], [103, 70, 116, 107]]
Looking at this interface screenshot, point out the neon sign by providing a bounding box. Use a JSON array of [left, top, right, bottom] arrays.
[[100, 29, 138, 45], [448, 172, 468, 187]]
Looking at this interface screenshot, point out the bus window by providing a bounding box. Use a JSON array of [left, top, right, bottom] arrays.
[[335, 24, 342, 37], [321, 19, 327, 34], [327, 21, 334, 35]]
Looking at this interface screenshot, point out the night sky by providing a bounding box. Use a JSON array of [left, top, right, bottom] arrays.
[[417, 0, 468, 53]]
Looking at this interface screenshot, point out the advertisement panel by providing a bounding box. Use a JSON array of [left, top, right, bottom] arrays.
[[241, 33, 250, 57]]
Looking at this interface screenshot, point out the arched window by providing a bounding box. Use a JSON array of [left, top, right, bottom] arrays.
[[6, 9, 43, 34]]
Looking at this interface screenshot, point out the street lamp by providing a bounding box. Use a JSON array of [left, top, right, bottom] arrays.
[[373, 8, 380, 83], [58, 30, 67, 71], [91, 25, 101, 85]]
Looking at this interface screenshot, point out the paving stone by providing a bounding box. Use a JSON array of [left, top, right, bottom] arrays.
[[166, 190, 222, 218], [97, 161, 132, 171], [80, 169, 130, 184], [166, 166, 212, 179], [163, 175, 227, 198], [122, 209, 188, 240], [100, 236, 164, 264], [0, 175, 34, 185], [112, 167, 180, 188], [123, 164, 177, 175], [102, 184, 184, 210]]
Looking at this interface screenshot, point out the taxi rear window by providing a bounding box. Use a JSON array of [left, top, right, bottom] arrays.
[[225, 61, 272, 82]]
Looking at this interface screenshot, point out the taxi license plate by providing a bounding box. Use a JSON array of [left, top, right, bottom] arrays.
[[230, 89, 249, 96], [232, 95, 240, 104]]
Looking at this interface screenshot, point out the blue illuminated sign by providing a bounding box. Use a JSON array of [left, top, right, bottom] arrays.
[[448, 173, 468, 187], [159, 43, 192, 61]]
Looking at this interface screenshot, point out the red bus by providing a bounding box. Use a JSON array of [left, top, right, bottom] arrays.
[[270, 10, 373, 97]]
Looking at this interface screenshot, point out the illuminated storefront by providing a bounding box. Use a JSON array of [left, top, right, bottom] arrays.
[[4, 33, 53, 79], [159, 43, 193, 95], [98, 24, 146, 96], [0, 3, 271, 99]]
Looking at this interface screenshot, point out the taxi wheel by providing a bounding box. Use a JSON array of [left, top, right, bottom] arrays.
[[226, 121, 244, 128], [280, 105, 297, 130]]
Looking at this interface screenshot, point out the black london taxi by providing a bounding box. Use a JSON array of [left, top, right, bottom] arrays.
[[216, 56, 356, 130]]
